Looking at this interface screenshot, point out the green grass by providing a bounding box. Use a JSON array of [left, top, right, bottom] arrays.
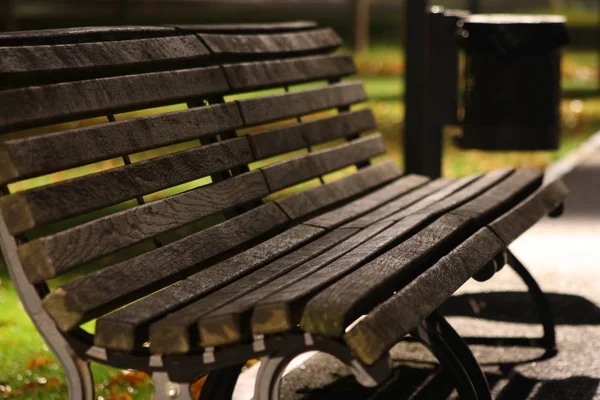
[[0, 271, 156, 399], [1, 43, 600, 399]]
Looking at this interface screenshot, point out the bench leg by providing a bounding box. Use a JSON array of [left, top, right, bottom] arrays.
[[152, 372, 194, 400], [254, 336, 391, 400], [506, 250, 557, 351], [199, 364, 245, 399], [58, 351, 94, 400], [151, 365, 244, 400], [411, 311, 490, 400]]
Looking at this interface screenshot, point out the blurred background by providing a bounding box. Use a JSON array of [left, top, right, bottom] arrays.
[[1, 0, 599, 176], [0, 1, 599, 399]]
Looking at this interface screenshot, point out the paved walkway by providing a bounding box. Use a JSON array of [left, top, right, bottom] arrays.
[[234, 133, 600, 399]]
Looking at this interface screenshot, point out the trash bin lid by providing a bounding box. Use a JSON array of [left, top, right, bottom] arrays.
[[457, 14, 570, 56]]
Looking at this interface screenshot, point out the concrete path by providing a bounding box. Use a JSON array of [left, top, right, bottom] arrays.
[[236, 133, 600, 399]]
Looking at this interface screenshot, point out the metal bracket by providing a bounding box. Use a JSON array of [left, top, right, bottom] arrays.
[[152, 372, 194, 400], [411, 311, 491, 400], [253, 336, 391, 400]]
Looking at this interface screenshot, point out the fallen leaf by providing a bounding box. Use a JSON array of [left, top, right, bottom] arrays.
[[46, 378, 61, 387], [27, 357, 53, 370], [107, 393, 133, 400], [108, 371, 149, 389], [191, 375, 207, 399]]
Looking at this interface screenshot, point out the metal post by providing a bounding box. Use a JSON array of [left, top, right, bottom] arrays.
[[351, 0, 370, 52], [597, 0, 600, 91], [405, 0, 441, 177], [429, 9, 467, 128], [1, 0, 16, 32], [117, 0, 129, 25], [468, 0, 480, 13]]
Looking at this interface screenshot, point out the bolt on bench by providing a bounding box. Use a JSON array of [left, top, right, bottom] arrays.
[[0, 22, 568, 400]]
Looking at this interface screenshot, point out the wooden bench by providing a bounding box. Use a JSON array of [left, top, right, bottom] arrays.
[[0, 22, 568, 400]]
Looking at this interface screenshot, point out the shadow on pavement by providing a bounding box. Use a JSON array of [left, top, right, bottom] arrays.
[[439, 292, 600, 325], [282, 364, 599, 399]]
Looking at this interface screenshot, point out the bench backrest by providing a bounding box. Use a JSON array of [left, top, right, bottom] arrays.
[[0, 24, 399, 334]]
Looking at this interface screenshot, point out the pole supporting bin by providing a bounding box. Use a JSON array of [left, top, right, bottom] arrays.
[[456, 15, 569, 151]]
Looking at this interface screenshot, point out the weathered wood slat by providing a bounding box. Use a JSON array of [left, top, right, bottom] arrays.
[[345, 178, 455, 228], [199, 28, 342, 57], [451, 168, 544, 224], [488, 179, 568, 245], [276, 160, 402, 221], [304, 174, 430, 229], [300, 212, 475, 337], [237, 81, 367, 126], [300, 169, 544, 338], [343, 228, 505, 365], [0, 35, 208, 78], [386, 175, 483, 220], [0, 137, 253, 235], [261, 134, 385, 192], [250, 169, 514, 335], [19, 171, 269, 283], [0, 26, 177, 46], [199, 222, 393, 347], [223, 55, 356, 91], [0, 103, 243, 185], [383, 168, 514, 222], [347, 174, 483, 229], [94, 224, 324, 352], [42, 202, 290, 332], [149, 228, 357, 354], [250, 216, 429, 336], [248, 109, 376, 160], [0, 66, 229, 133], [173, 22, 318, 33]]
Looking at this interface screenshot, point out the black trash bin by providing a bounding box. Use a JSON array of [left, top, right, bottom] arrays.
[[456, 15, 569, 151]]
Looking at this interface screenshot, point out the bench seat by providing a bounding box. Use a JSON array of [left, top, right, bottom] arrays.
[[38, 166, 566, 364]]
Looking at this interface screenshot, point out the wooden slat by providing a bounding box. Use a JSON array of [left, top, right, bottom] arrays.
[[250, 169, 514, 335], [0, 26, 177, 46], [276, 160, 402, 221], [489, 179, 568, 245], [248, 109, 376, 160], [19, 171, 269, 283], [223, 54, 356, 91], [304, 174, 430, 229], [237, 81, 367, 126], [149, 228, 357, 354], [0, 103, 243, 185], [343, 228, 505, 365], [173, 22, 318, 33], [347, 174, 483, 229], [385, 175, 483, 221], [94, 224, 324, 352], [199, 221, 394, 347], [383, 168, 514, 222], [199, 28, 342, 57], [300, 212, 476, 337], [300, 169, 544, 338], [261, 134, 385, 192], [0, 35, 208, 81], [345, 178, 455, 228], [0, 66, 229, 133], [42, 202, 290, 332], [451, 168, 544, 224], [0, 137, 253, 235], [251, 217, 427, 336]]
